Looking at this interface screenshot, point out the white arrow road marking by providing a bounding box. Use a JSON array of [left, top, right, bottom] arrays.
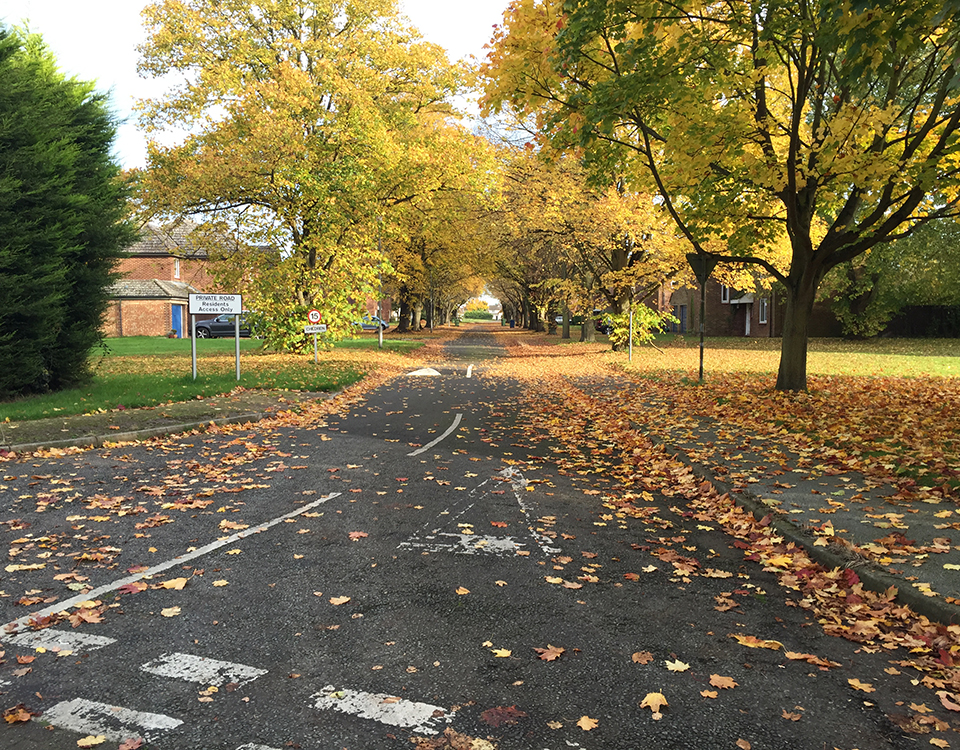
[[408, 413, 462, 457], [3, 493, 341, 634], [466, 364, 474, 378], [42, 698, 183, 743], [499, 467, 562, 555], [311, 686, 452, 735], [408, 367, 442, 376], [6, 628, 116, 652], [141, 652, 267, 686]]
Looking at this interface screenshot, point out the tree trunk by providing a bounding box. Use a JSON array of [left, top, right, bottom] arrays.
[[776, 275, 819, 391], [396, 294, 414, 333]]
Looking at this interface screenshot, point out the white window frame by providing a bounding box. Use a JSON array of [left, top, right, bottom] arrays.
[[720, 284, 731, 304], [758, 297, 769, 324], [173, 258, 181, 279]]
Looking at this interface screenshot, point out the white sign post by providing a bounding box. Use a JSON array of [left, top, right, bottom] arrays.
[[189, 294, 243, 381], [304, 322, 327, 363]]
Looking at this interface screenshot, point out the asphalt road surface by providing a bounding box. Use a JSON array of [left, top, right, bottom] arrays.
[[0, 330, 936, 749]]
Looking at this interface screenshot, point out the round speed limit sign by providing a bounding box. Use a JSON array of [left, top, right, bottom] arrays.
[[307, 309, 321, 324]]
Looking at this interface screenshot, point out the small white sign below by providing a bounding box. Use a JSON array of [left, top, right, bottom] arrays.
[[304, 324, 327, 334], [189, 293, 242, 315]]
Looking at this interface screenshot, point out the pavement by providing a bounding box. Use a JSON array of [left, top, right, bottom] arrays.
[[3, 336, 959, 633]]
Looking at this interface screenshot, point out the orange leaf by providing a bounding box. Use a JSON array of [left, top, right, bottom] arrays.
[[639, 691, 668, 715], [348, 531, 368, 540], [534, 644, 565, 661], [329, 596, 351, 606], [632, 651, 653, 664], [700, 690, 718, 699], [576, 715, 598, 730], [848, 678, 875, 693], [709, 674, 738, 689]]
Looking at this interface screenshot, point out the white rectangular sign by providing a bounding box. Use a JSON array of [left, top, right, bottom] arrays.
[[189, 294, 242, 315], [304, 324, 327, 334]]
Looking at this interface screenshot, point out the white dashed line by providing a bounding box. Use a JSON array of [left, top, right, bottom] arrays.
[[236, 744, 283, 750], [466, 364, 474, 378], [6, 628, 116, 652], [3, 492, 341, 633], [141, 652, 267, 686], [42, 698, 183, 743], [408, 413, 462, 457], [311, 686, 452, 734]]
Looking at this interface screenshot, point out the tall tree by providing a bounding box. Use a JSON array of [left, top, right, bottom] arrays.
[[135, 0, 466, 349], [483, 0, 960, 389], [0, 26, 133, 397]]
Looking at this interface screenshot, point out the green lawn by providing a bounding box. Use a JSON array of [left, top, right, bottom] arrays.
[[0, 334, 428, 422]]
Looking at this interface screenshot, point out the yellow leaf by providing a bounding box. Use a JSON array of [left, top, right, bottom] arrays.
[[329, 596, 351, 606], [929, 738, 949, 748], [212, 580, 228, 587], [491, 648, 512, 657], [764, 555, 792, 567], [225, 549, 242, 555], [731, 633, 783, 650], [160, 606, 181, 617], [77, 736, 107, 747], [700, 690, 718, 698], [639, 691, 668, 714], [576, 715, 598, 730], [456, 587, 470, 595], [160, 577, 189, 590], [848, 678, 875, 693], [495, 580, 508, 587], [545, 576, 564, 584], [665, 659, 689, 672]]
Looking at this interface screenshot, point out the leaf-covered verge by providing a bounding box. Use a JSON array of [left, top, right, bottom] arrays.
[[485, 335, 960, 725]]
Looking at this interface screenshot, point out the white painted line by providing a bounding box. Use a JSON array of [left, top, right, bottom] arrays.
[[311, 686, 452, 735], [43, 698, 183, 743], [6, 628, 116, 652], [500, 468, 562, 555], [3, 493, 341, 634], [466, 364, 474, 378], [398, 532, 524, 556], [236, 745, 282, 750], [408, 367, 442, 376], [408, 413, 462, 457], [141, 652, 267, 686]]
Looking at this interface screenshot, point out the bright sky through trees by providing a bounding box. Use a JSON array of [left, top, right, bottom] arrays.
[[0, 0, 509, 168]]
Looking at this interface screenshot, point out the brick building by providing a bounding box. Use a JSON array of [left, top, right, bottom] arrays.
[[667, 280, 842, 338], [105, 222, 219, 337]]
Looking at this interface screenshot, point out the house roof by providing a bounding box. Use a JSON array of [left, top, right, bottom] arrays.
[[108, 279, 197, 300], [125, 221, 218, 259]]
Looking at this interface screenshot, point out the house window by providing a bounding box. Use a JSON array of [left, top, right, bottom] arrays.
[[759, 297, 769, 324], [720, 284, 731, 304], [173, 258, 180, 279]]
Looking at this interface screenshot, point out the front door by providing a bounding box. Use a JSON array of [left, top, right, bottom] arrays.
[[171, 304, 184, 338]]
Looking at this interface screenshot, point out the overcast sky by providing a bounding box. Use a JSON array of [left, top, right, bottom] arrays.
[[1, 0, 510, 168]]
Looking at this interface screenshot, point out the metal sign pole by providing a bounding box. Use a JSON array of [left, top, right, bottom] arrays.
[[191, 314, 197, 381], [685, 253, 719, 385], [629, 304, 634, 363], [314, 333, 318, 364], [235, 315, 241, 381]]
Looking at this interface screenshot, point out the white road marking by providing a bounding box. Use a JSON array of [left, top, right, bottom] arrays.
[[6, 628, 116, 652], [236, 745, 282, 750], [408, 413, 462, 457], [398, 532, 525, 556], [466, 364, 474, 378], [408, 367, 442, 376], [500, 468, 562, 555], [141, 652, 267, 686], [311, 685, 452, 734], [3, 493, 341, 634], [42, 698, 182, 743]]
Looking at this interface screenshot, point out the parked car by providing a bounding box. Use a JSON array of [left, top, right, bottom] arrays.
[[355, 315, 388, 331], [594, 312, 614, 334], [194, 312, 252, 338]]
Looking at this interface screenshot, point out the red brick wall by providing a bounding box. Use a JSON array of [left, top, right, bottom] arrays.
[[117, 256, 216, 291], [103, 300, 182, 337]]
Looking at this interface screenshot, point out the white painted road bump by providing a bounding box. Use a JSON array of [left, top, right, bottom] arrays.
[[311, 685, 453, 734], [408, 367, 442, 376], [6, 628, 116, 653], [398, 532, 525, 556], [141, 652, 267, 687], [42, 698, 183, 743]]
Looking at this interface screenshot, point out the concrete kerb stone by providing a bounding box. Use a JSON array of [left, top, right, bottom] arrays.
[[4, 412, 267, 455], [650, 432, 960, 627]]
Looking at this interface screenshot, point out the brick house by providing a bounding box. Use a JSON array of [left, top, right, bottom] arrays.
[[667, 280, 843, 338], [104, 222, 219, 338]]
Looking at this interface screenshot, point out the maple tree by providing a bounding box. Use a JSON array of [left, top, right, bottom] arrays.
[[135, 0, 469, 349], [483, 0, 960, 389]]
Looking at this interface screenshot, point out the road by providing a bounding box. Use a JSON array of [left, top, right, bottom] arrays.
[[0, 328, 941, 749]]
